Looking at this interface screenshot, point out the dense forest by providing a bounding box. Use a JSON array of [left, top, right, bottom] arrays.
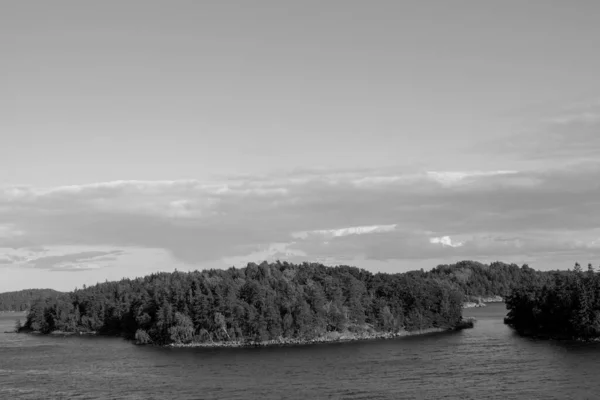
[[504, 263, 600, 340], [14, 260, 600, 343], [20, 261, 478, 346], [428, 261, 541, 300], [0, 289, 63, 312]]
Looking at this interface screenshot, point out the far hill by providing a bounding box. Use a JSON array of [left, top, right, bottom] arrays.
[[0, 289, 63, 312], [428, 260, 543, 301]]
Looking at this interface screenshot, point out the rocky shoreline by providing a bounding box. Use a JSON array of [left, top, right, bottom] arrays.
[[15, 320, 477, 348], [166, 319, 476, 349]]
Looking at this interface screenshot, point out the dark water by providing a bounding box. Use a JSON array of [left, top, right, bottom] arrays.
[[1, 304, 600, 399]]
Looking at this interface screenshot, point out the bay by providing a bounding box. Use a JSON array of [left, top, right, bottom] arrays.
[[1, 304, 599, 399]]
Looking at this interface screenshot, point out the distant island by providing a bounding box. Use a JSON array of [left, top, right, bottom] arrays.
[[0, 289, 63, 312], [9, 260, 550, 347], [504, 263, 600, 341]]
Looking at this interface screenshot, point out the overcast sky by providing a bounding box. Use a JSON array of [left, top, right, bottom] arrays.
[[2, 1, 600, 292]]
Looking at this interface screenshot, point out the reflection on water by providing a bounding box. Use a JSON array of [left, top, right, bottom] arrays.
[[1, 304, 599, 399]]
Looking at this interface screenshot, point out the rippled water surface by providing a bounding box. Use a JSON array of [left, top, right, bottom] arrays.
[[2, 304, 600, 399]]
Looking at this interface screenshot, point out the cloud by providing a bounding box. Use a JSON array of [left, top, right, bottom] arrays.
[[0, 248, 126, 271], [430, 236, 464, 248], [425, 171, 517, 187], [1, 154, 600, 271], [49, 263, 104, 272], [286, 229, 600, 263], [25, 250, 125, 270], [548, 112, 600, 125], [0, 256, 20, 265], [292, 224, 398, 240]]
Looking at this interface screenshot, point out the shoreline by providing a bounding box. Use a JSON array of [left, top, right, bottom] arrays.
[[167, 319, 476, 349], [505, 329, 600, 343], [462, 297, 504, 309], [17, 319, 476, 348], [504, 319, 600, 342]]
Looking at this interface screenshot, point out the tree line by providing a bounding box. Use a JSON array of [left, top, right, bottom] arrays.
[[0, 289, 62, 312], [428, 260, 541, 300], [15, 260, 557, 345], [19, 261, 477, 345], [504, 263, 600, 340]]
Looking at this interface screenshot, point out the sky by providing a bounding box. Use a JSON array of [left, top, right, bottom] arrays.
[[2, 1, 600, 292]]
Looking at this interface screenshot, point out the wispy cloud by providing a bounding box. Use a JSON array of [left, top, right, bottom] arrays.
[[49, 263, 105, 272], [478, 98, 600, 164], [292, 224, 398, 240], [0, 255, 24, 264], [26, 250, 125, 271], [425, 171, 517, 187], [0, 248, 126, 272]]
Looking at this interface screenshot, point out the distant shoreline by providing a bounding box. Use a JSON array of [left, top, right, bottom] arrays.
[[462, 296, 504, 309]]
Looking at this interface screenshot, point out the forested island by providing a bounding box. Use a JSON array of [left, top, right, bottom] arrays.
[[504, 263, 600, 341], [12, 260, 563, 346], [14, 261, 505, 347]]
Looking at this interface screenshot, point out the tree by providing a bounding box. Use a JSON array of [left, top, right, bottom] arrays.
[[135, 329, 152, 345], [505, 264, 600, 340], [168, 312, 195, 344]]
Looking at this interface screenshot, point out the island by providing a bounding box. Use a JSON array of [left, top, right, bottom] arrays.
[[504, 263, 600, 341], [11, 260, 554, 347], [15, 261, 486, 347]]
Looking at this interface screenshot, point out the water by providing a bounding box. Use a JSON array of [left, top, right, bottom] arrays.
[[1, 304, 600, 399]]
